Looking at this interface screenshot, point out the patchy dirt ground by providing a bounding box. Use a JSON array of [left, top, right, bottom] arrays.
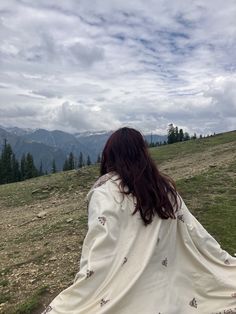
[[0, 132, 236, 313], [0, 168, 98, 314], [159, 141, 236, 180]]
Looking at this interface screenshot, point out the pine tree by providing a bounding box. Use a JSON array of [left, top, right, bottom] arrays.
[[20, 154, 26, 180], [179, 129, 184, 142], [87, 155, 91, 166], [25, 153, 38, 179], [39, 160, 44, 176], [174, 126, 179, 142], [167, 124, 176, 144], [52, 159, 57, 173], [0, 139, 13, 184], [68, 152, 75, 170], [11, 153, 21, 182], [96, 154, 101, 163], [0, 140, 24, 184], [183, 132, 190, 141], [78, 152, 84, 168], [63, 159, 70, 171]]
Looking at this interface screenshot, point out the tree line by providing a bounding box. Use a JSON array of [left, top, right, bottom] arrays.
[[147, 124, 214, 147], [167, 124, 213, 144], [0, 125, 217, 185], [167, 124, 191, 144], [0, 139, 39, 185], [62, 152, 98, 171], [0, 139, 95, 185]]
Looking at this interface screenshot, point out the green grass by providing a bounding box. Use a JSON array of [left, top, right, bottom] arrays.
[[12, 214, 88, 245], [0, 166, 99, 208], [0, 279, 9, 287], [0, 293, 11, 304], [176, 161, 236, 254], [150, 130, 236, 165], [13, 286, 49, 314]]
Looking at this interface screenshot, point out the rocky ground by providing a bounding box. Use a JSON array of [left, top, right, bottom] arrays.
[[0, 167, 99, 313]]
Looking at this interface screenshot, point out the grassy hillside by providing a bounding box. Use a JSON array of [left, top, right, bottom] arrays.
[[0, 130, 236, 313]]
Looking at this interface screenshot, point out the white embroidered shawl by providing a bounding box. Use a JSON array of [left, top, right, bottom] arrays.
[[42, 173, 236, 314]]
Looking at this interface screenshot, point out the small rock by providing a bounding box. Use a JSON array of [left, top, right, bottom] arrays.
[[42, 190, 49, 194], [37, 211, 47, 218], [65, 245, 73, 251], [66, 218, 73, 223], [32, 189, 41, 194]]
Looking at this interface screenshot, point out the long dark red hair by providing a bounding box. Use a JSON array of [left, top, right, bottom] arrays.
[[100, 127, 180, 226]]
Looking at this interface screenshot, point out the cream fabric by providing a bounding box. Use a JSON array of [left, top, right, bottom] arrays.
[[43, 173, 236, 314]]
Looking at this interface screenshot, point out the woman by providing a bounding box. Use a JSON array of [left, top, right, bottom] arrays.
[[43, 127, 236, 314]]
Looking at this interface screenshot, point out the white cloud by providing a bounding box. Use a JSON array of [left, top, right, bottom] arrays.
[[204, 76, 236, 118], [55, 101, 120, 132], [0, 0, 236, 135]]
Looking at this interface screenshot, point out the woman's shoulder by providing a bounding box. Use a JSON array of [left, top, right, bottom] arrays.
[[86, 172, 121, 201], [92, 172, 117, 189]]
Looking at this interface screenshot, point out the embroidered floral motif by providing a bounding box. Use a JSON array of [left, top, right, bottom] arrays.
[[98, 216, 106, 225], [224, 259, 230, 265], [122, 257, 128, 266], [223, 309, 236, 314], [42, 305, 53, 313], [93, 173, 113, 189], [189, 297, 197, 308], [100, 298, 110, 306], [177, 214, 185, 223], [161, 257, 168, 267], [211, 308, 236, 314], [86, 269, 94, 278]]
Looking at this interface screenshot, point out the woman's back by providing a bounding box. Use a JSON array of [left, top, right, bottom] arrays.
[[42, 128, 236, 314], [44, 173, 236, 314]]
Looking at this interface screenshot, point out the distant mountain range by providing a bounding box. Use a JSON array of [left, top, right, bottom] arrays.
[[0, 126, 167, 172]]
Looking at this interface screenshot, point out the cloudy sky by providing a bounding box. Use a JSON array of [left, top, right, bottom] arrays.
[[0, 0, 236, 135]]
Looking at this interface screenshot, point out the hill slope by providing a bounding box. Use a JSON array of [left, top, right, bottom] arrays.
[[0, 130, 235, 313]]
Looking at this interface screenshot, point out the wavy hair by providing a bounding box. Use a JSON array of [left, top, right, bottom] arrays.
[[100, 127, 180, 226]]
